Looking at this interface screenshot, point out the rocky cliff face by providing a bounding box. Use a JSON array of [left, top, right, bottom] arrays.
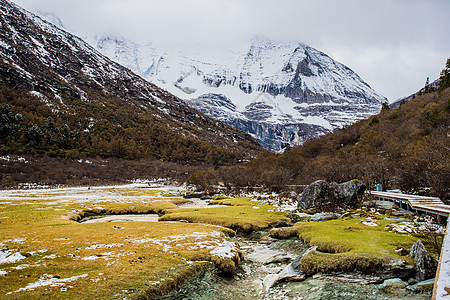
[[0, 0, 260, 161], [86, 35, 387, 151]]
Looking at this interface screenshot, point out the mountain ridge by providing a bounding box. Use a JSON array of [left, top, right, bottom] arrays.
[[87, 34, 388, 151], [0, 0, 261, 165]]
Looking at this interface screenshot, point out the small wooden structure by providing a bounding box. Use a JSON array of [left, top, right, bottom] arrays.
[[371, 191, 450, 219]]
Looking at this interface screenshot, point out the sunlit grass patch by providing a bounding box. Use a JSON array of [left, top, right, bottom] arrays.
[[0, 186, 239, 299], [209, 197, 259, 206], [271, 217, 417, 275], [112, 188, 163, 197], [159, 197, 290, 232]]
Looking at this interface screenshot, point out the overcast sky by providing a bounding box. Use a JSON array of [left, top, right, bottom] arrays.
[[14, 0, 450, 102]]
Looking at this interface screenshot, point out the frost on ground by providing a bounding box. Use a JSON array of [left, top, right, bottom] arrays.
[[8, 273, 88, 294], [362, 218, 379, 227], [210, 240, 240, 259], [132, 230, 241, 263], [85, 243, 123, 250], [0, 183, 244, 297], [385, 216, 446, 235], [0, 250, 27, 265]]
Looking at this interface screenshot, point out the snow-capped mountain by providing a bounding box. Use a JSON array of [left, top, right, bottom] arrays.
[[87, 35, 387, 151], [0, 0, 260, 162]]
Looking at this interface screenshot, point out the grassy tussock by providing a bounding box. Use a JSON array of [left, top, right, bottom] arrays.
[[282, 217, 417, 275], [301, 251, 385, 275], [159, 197, 290, 233], [208, 197, 256, 206], [269, 227, 298, 239], [133, 262, 211, 300], [210, 249, 244, 275]]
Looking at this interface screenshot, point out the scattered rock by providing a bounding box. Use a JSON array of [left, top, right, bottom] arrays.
[[262, 274, 280, 292], [409, 239, 437, 281], [264, 253, 294, 265], [246, 247, 286, 264], [309, 212, 339, 222], [274, 220, 294, 228], [262, 246, 317, 291], [406, 278, 435, 293], [375, 200, 395, 210], [312, 272, 381, 284], [379, 278, 407, 295], [391, 210, 415, 217], [381, 259, 415, 280]]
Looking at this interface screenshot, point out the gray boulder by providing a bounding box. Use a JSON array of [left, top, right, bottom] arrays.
[[409, 239, 437, 281], [379, 278, 408, 294], [333, 179, 366, 207], [309, 212, 339, 222], [406, 278, 435, 293], [297, 180, 329, 210], [297, 179, 366, 210]]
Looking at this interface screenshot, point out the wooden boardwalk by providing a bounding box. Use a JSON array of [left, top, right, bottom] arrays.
[[370, 191, 450, 299], [371, 191, 450, 218]]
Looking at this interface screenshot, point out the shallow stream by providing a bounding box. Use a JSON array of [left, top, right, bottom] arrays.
[[156, 233, 433, 300]]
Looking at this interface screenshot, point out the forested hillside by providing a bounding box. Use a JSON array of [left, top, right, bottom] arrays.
[[0, 86, 260, 165], [0, 0, 263, 187], [0, 0, 262, 164]]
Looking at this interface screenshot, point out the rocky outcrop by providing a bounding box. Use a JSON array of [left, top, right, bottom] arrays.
[[409, 239, 437, 281], [297, 179, 366, 210], [262, 246, 317, 291], [332, 179, 367, 208], [297, 180, 329, 209]]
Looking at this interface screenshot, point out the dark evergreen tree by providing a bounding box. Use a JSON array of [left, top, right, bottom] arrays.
[[0, 104, 22, 142], [424, 77, 430, 93], [439, 58, 450, 90]]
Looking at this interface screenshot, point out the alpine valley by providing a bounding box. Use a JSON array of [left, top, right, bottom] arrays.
[[84, 35, 388, 151]]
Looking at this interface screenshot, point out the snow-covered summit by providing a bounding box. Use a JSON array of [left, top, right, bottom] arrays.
[[88, 34, 387, 151]]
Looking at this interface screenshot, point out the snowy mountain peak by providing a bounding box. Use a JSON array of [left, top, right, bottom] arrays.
[[89, 34, 387, 151]]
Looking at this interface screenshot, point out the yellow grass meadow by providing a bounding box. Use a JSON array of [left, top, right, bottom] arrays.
[[0, 185, 243, 299]]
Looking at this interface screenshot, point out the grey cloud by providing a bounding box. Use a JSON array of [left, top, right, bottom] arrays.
[[13, 0, 450, 101]]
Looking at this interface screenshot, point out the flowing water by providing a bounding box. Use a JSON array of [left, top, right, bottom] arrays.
[[156, 233, 433, 300]]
